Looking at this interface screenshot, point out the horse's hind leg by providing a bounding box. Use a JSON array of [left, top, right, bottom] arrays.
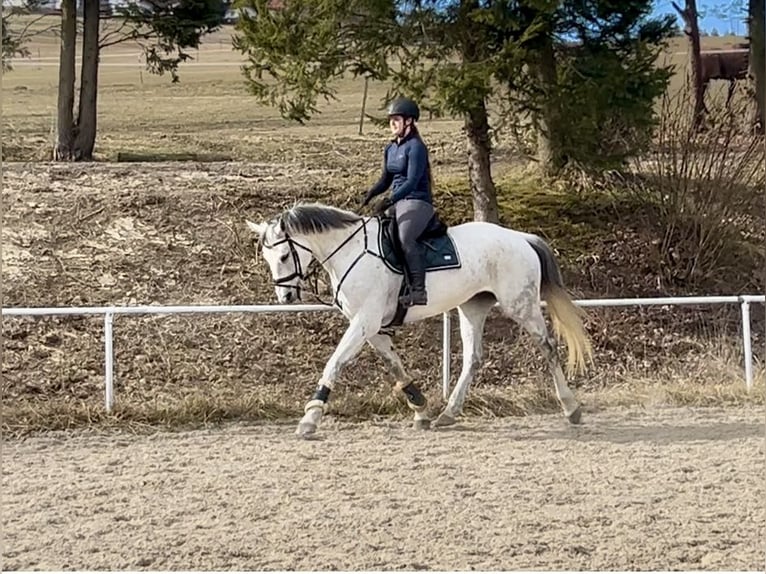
[[509, 304, 582, 424], [367, 333, 430, 430], [434, 293, 495, 427]]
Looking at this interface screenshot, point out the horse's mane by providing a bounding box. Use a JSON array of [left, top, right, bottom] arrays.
[[280, 203, 363, 236]]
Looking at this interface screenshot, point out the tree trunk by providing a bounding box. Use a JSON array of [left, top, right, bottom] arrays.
[[464, 102, 499, 223], [74, 0, 100, 159], [672, 0, 706, 131], [458, 0, 498, 223], [534, 36, 566, 175], [749, 0, 765, 134], [54, 0, 77, 160]]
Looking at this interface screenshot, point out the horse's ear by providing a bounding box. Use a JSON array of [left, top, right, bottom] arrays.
[[246, 220, 268, 238]]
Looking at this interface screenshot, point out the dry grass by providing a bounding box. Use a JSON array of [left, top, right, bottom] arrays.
[[3, 348, 762, 438], [3, 19, 454, 161], [3, 286, 762, 438], [1, 21, 751, 162]]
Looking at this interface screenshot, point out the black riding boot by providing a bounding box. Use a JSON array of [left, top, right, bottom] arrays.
[[400, 246, 428, 307]]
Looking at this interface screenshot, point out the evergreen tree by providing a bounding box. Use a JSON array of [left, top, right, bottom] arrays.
[[234, 0, 674, 221]]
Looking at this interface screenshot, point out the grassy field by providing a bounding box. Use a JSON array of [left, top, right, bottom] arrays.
[[1, 19, 752, 162], [2, 21, 764, 435]]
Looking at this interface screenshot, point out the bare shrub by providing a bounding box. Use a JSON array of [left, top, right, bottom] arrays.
[[626, 83, 764, 291]]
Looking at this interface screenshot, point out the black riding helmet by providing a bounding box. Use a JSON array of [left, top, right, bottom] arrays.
[[387, 97, 420, 121]]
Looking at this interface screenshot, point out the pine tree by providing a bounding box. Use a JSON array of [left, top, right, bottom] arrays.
[[234, 0, 674, 221]]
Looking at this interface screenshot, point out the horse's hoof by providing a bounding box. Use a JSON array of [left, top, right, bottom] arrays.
[[413, 418, 431, 430], [433, 412, 456, 428], [567, 406, 583, 425], [296, 422, 317, 437]]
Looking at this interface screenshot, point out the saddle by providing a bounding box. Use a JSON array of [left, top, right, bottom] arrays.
[[377, 211, 462, 329], [378, 212, 461, 275]]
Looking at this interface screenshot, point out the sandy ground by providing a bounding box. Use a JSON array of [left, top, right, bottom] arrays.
[[2, 406, 764, 571]]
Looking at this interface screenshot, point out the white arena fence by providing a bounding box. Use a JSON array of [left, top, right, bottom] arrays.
[[2, 294, 763, 412]]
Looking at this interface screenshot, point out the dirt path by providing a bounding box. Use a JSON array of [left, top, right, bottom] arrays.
[[2, 406, 764, 571]]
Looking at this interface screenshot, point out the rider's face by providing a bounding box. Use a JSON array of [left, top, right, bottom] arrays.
[[389, 115, 410, 138]]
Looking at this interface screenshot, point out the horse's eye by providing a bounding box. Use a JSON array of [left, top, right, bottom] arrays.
[[280, 253, 289, 263]]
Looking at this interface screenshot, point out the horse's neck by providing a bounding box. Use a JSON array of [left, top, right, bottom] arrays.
[[301, 219, 379, 281]]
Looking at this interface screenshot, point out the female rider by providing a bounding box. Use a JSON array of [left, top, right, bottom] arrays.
[[361, 97, 435, 307]]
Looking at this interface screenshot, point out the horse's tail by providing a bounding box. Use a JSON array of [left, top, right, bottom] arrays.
[[525, 234, 593, 375]]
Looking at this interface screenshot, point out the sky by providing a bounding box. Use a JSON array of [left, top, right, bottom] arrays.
[[653, 0, 750, 36]]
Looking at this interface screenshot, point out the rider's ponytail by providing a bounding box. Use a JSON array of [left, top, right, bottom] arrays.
[[410, 124, 435, 192]]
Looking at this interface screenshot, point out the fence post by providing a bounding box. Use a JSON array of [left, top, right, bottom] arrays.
[[442, 311, 451, 400], [740, 300, 753, 390], [358, 76, 369, 135], [104, 311, 115, 411]]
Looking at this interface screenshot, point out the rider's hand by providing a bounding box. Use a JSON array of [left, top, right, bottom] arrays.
[[375, 197, 393, 214]]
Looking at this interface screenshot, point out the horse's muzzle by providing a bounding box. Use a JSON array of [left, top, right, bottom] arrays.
[[279, 288, 300, 304]]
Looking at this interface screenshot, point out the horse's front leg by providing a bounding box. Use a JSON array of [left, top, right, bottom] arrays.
[[367, 333, 430, 430], [297, 312, 382, 437]]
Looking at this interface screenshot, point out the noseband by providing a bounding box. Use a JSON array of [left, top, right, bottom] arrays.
[[262, 233, 313, 298]]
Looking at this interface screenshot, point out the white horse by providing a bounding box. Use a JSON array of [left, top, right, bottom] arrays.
[[246, 202, 592, 437]]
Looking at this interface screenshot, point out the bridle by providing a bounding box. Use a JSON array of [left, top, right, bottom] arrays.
[[261, 216, 380, 308], [262, 232, 313, 298]]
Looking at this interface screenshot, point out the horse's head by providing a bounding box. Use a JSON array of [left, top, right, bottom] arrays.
[[246, 216, 314, 304], [247, 203, 365, 304]]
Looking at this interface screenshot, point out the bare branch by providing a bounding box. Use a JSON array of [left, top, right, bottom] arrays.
[[15, 14, 58, 41], [98, 19, 140, 49]]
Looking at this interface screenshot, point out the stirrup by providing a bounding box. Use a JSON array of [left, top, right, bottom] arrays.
[[399, 290, 428, 307]]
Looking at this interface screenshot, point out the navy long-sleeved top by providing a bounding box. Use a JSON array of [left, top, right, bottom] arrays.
[[366, 133, 433, 204]]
